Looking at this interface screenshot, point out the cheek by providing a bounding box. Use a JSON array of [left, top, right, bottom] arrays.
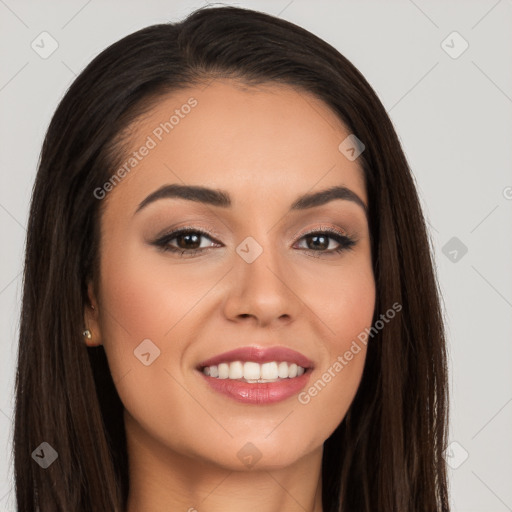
[[297, 260, 375, 431], [96, 241, 181, 382], [304, 257, 376, 344], [98, 240, 210, 342], [96, 242, 208, 432]]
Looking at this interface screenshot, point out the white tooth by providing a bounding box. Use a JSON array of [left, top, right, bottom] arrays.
[[278, 362, 289, 378], [218, 363, 229, 379], [229, 361, 243, 379], [261, 362, 278, 380], [243, 361, 261, 380], [206, 361, 305, 380]]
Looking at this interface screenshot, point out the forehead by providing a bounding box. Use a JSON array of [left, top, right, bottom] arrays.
[[103, 79, 367, 213]]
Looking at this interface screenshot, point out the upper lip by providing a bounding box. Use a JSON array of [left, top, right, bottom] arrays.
[[197, 346, 314, 370]]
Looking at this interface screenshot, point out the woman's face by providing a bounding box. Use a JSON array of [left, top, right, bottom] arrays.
[[86, 80, 375, 471]]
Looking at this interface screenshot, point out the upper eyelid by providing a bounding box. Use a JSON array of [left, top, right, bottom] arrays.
[[157, 226, 221, 242]]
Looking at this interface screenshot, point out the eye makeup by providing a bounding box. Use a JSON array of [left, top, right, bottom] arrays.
[[150, 224, 357, 258]]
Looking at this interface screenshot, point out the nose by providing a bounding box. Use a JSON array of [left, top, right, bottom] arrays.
[[222, 238, 303, 328]]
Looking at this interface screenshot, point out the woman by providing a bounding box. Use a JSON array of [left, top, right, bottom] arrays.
[[14, 5, 449, 511]]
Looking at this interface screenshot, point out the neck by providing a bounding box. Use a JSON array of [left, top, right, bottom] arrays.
[[124, 412, 324, 512]]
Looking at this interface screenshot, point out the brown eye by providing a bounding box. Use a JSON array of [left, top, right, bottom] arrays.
[[153, 228, 221, 256], [295, 229, 356, 255], [175, 232, 202, 250]]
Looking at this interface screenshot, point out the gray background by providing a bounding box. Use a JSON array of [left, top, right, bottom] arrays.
[[1, 0, 511, 510]]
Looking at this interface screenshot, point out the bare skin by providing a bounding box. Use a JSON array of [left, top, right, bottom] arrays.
[[84, 79, 375, 512]]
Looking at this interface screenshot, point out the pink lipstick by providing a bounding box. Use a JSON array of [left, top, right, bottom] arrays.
[[197, 346, 313, 404]]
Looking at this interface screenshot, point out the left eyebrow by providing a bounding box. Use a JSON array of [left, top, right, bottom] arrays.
[[134, 183, 368, 217]]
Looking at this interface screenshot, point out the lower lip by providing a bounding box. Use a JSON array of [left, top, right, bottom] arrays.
[[199, 371, 312, 404]]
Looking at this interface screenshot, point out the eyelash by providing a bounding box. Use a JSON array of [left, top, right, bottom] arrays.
[[152, 226, 356, 258]]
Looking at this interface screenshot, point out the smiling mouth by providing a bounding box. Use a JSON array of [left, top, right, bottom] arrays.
[[196, 345, 314, 403], [200, 360, 308, 383]]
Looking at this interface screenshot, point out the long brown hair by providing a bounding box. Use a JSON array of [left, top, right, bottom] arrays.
[[14, 5, 449, 511]]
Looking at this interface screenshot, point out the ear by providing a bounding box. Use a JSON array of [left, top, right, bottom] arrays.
[[83, 281, 103, 347]]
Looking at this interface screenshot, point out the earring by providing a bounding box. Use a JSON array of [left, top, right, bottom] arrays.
[[82, 329, 92, 339]]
